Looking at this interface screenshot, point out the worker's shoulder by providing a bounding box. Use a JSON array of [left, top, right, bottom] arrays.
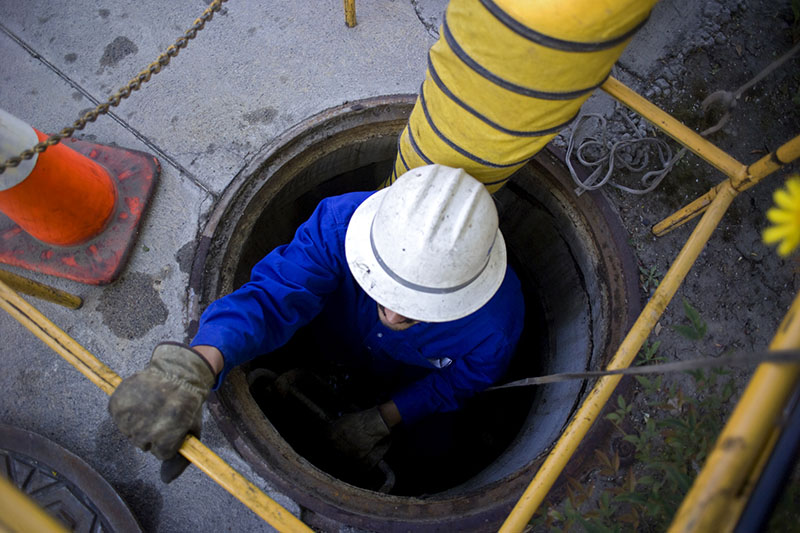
[[474, 265, 525, 330], [316, 190, 376, 223]]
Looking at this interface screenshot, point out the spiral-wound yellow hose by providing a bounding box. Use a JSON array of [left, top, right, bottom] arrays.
[[388, 0, 657, 192]]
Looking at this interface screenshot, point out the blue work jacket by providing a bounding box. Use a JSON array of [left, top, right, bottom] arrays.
[[191, 191, 525, 424]]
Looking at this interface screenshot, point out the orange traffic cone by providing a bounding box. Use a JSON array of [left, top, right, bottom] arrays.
[[0, 109, 160, 284]]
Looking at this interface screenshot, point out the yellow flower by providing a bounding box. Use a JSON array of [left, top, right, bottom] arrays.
[[763, 176, 800, 257]]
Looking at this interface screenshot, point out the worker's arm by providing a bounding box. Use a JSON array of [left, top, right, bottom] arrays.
[[378, 400, 402, 428], [191, 192, 372, 387], [109, 193, 371, 481], [192, 345, 224, 375]]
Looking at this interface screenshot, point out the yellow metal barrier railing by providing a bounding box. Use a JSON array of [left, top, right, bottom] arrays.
[[500, 76, 800, 532], [669, 291, 800, 531], [0, 279, 313, 533], [0, 475, 71, 533]]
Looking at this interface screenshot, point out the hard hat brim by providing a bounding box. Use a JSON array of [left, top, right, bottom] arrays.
[[345, 189, 507, 323]]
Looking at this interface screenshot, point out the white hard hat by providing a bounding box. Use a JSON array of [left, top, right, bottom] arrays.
[[345, 164, 507, 322]]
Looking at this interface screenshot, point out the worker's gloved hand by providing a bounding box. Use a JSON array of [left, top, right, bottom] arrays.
[[329, 407, 391, 468], [108, 342, 216, 483]]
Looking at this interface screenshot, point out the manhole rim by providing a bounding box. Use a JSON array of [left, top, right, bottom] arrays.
[[0, 423, 143, 533], [189, 95, 641, 531]]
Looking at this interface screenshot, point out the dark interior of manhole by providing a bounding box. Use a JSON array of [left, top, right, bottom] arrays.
[[233, 159, 558, 497]]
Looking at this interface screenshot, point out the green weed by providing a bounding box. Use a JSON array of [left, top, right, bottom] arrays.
[[530, 312, 737, 531], [639, 265, 661, 295], [671, 297, 707, 340]]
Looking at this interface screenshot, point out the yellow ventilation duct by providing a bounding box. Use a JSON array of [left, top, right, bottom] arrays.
[[388, 0, 658, 192]]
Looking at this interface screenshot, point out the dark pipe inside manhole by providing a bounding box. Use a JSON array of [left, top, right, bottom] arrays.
[[193, 96, 639, 531]]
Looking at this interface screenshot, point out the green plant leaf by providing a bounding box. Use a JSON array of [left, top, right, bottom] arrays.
[[615, 492, 650, 506], [672, 324, 703, 340], [658, 417, 689, 431]]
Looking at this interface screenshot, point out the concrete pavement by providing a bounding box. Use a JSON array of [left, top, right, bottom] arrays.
[[1, 0, 798, 531], [0, 1, 431, 530]]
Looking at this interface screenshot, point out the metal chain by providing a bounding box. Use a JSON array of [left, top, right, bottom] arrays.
[[0, 0, 229, 174]]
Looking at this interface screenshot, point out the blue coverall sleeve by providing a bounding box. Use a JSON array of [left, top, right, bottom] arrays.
[[191, 197, 350, 386], [390, 333, 514, 424]]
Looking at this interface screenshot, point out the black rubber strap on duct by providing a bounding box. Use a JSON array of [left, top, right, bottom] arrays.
[[480, 0, 650, 53], [396, 133, 411, 173], [419, 84, 531, 169], [406, 126, 434, 165], [426, 55, 578, 138], [441, 12, 609, 101], [488, 349, 800, 390]]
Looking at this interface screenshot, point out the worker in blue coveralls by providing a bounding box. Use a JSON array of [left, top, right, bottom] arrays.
[[109, 164, 525, 481]]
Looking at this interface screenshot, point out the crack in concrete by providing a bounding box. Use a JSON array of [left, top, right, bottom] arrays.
[[409, 0, 441, 39], [0, 21, 215, 198]]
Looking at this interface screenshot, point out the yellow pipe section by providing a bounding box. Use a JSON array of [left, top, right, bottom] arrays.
[[601, 77, 747, 181], [669, 292, 800, 532], [388, 0, 656, 192], [653, 134, 800, 236], [0, 475, 70, 533], [0, 279, 313, 533], [740, 133, 800, 188], [499, 181, 739, 532], [0, 269, 82, 309]]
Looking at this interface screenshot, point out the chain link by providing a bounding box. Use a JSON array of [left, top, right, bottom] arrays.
[[0, 0, 229, 174]]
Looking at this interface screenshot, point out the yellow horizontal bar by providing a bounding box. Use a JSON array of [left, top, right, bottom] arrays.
[[653, 134, 800, 236], [651, 183, 723, 237], [602, 77, 747, 180], [0, 279, 120, 395], [0, 475, 70, 533], [0, 269, 82, 309], [0, 279, 313, 533], [499, 181, 739, 532], [669, 290, 800, 532]]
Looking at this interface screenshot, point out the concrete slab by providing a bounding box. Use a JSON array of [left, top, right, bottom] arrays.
[[0, 20, 292, 532], [1, 0, 434, 194]]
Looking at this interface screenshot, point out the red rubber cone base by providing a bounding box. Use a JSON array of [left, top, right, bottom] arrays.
[[0, 137, 160, 285]]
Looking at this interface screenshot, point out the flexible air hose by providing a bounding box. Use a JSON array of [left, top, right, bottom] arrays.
[[387, 0, 657, 192]]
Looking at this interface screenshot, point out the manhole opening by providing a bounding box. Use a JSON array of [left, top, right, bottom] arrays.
[[237, 159, 550, 496], [195, 96, 638, 530]]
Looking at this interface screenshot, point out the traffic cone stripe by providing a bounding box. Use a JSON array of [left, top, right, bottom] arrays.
[[0, 126, 118, 247]]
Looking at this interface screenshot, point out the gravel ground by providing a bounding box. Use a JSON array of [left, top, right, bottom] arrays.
[[539, 0, 800, 529]]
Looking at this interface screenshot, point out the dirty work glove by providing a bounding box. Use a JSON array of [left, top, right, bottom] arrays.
[[328, 407, 391, 468], [108, 342, 215, 483]]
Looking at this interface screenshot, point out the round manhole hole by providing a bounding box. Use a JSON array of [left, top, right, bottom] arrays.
[[0, 424, 142, 533], [189, 95, 640, 531]]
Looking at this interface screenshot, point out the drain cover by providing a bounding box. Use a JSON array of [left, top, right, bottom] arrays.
[[0, 424, 141, 533]]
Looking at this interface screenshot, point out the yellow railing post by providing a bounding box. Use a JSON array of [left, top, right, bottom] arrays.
[[0, 475, 71, 533], [498, 181, 739, 532], [344, 0, 356, 27], [601, 77, 747, 181], [668, 292, 800, 532]]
